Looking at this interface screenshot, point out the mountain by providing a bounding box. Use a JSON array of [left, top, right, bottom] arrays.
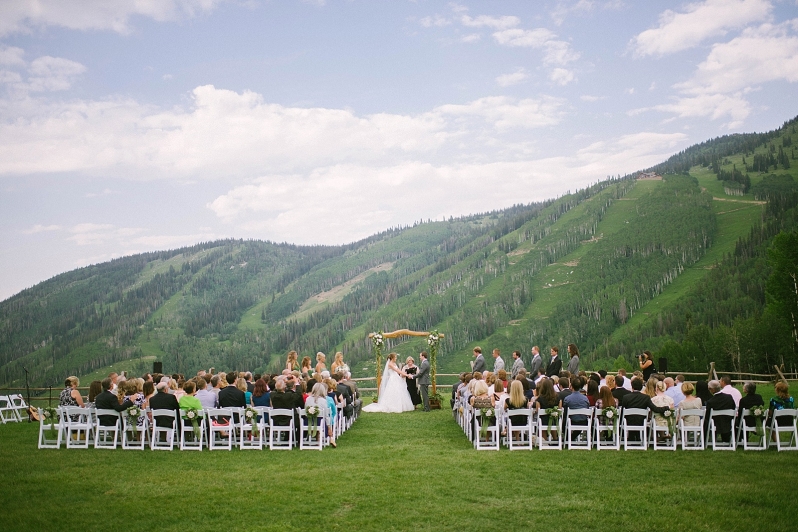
[[2, 117, 798, 388]]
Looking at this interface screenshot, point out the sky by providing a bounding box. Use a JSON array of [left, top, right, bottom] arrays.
[[1, 0, 797, 301]]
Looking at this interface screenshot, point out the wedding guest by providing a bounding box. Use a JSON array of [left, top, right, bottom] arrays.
[[236, 377, 251, 406], [534, 378, 560, 439], [286, 350, 299, 372], [737, 382, 764, 431], [562, 377, 590, 424], [269, 378, 295, 427], [304, 383, 332, 446], [595, 385, 616, 410], [469, 381, 495, 409], [493, 380, 508, 417], [195, 378, 217, 410], [331, 351, 350, 375], [664, 376, 686, 407], [505, 380, 531, 430], [598, 370, 608, 388], [497, 369, 508, 391], [178, 381, 202, 412], [617, 368, 632, 391], [720, 375, 742, 408], [769, 381, 795, 427], [620, 377, 671, 435], [695, 380, 712, 404], [678, 383, 702, 427], [342, 371, 361, 415], [148, 381, 180, 428], [586, 379, 599, 407], [142, 380, 156, 410], [566, 344, 580, 375], [219, 372, 246, 422], [86, 380, 103, 408], [334, 372, 354, 417], [485, 372, 496, 396], [651, 380, 675, 432], [252, 378, 270, 409], [557, 376, 572, 404], [516, 374, 533, 402], [323, 383, 338, 448], [170, 378, 185, 401], [59, 376, 84, 420], [95, 378, 135, 426], [703, 380, 736, 443], [315, 352, 327, 375], [644, 377, 658, 398]]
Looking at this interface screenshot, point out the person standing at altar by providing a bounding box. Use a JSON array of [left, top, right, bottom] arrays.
[[472, 347, 486, 373], [492, 349, 505, 373], [415, 352, 431, 412], [529, 346, 542, 379], [510, 350, 525, 380], [403, 356, 422, 407], [546, 346, 562, 377]]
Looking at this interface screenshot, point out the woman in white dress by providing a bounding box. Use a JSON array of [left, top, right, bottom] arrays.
[[363, 353, 415, 413]]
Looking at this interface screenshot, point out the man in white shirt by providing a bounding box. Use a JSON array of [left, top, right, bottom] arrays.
[[492, 348, 505, 373], [195, 378, 217, 410], [663, 376, 686, 407], [720, 375, 742, 408], [617, 369, 633, 391]]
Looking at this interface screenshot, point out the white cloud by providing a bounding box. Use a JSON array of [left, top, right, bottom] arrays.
[[420, 15, 451, 28], [493, 28, 556, 48], [461, 33, 481, 43], [460, 14, 520, 30], [22, 224, 62, 234], [0, 0, 227, 36], [650, 93, 752, 128], [495, 68, 529, 87], [550, 0, 596, 26], [434, 95, 565, 130], [26, 56, 86, 91], [549, 68, 575, 85], [580, 94, 604, 101], [631, 0, 772, 57], [0, 46, 25, 66]]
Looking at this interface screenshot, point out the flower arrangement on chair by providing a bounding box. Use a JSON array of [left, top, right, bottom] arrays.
[[479, 407, 495, 439], [126, 405, 143, 440], [306, 405, 320, 438], [244, 406, 259, 438], [601, 405, 618, 438]]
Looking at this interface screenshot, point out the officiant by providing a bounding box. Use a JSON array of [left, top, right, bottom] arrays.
[[403, 356, 422, 408]]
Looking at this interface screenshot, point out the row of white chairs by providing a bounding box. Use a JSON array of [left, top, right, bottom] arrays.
[[455, 400, 798, 451], [38, 404, 357, 451], [0, 395, 29, 423]]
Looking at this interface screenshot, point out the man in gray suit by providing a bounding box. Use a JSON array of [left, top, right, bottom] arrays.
[[414, 351, 431, 411], [492, 348, 505, 373], [529, 346, 542, 378], [472, 347, 486, 374], [511, 350, 525, 379]]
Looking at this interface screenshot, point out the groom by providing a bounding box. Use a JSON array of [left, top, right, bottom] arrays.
[[414, 351, 431, 412]]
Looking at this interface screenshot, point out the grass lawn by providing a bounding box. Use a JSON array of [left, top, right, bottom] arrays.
[[3, 404, 798, 531]]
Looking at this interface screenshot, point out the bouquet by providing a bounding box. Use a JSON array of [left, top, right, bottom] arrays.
[[662, 409, 675, 436], [750, 406, 766, 439], [244, 407, 259, 438], [479, 407, 495, 439], [185, 407, 202, 440], [306, 405, 320, 438], [601, 406, 618, 438], [544, 406, 562, 435], [371, 332, 384, 349], [42, 407, 59, 438], [126, 406, 143, 439]]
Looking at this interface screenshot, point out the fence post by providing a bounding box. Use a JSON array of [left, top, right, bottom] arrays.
[[708, 362, 715, 382], [774, 365, 788, 384], [48, 386, 52, 407]]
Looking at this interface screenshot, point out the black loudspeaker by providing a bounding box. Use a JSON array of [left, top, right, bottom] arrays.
[[658, 357, 668, 374], [153, 361, 163, 374]]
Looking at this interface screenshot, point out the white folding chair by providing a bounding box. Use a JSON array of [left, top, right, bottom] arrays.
[[594, 410, 620, 450], [621, 408, 649, 450], [737, 408, 768, 451], [268, 408, 295, 450], [565, 407, 594, 450], [650, 412, 677, 451], [298, 408, 324, 450], [0, 395, 19, 423], [769, 409, 798, 451], [94, 409, 122, 449], [537, 409, 563, 450], [9, 394, 28, 422], [239, 408, 263, 450], [64, 406, 93, 449], [179, 409, 206, 451], [708, 409, 737, 450], [506, 408, 534, 450], [150, 409, 177, 450], [678, 408, 705, 450], [121, 410, 149, 450], [473, 411, 500, 450], [207, 408, 234, 450], [37, 407, 64, 449]]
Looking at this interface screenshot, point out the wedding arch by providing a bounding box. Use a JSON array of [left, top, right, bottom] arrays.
[[368, 329, 444, 402]]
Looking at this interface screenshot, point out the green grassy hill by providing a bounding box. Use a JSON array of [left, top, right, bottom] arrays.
[[2, 117, 798, 388]]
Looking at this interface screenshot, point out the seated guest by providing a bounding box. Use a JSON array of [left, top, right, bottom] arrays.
[[664, 376, 686, 407], [703, 380, 736, 443], [533, 378, 560, 439], [677, 383, 702, 427], [651, 380, 675, 431], [493, 380, 508, 410], [95, 378, 135, 426], [720, 375, 742, 408], [497, 369, 508, 391], [557, 376, 572, 404], [178, 381, 202, 412], [516, 374, 533, 401], [586, 379, 599, 407], [342, 372, 361, 415], [505, 380, 531, 435], [251, 378, 270, 408], [769, 381, 795, 427], [195, 378, 217, 410], [595, 385, 616, 410], [695, 380, 712, 404], [737, 381, 764, 430], [470, 381, 495, 440], [148, 381, 180, 428], [219, 372, 246, 413], [86, 380, 102, 409], [170, 378, 185, 401], [617, 369, 632, 390], [304, 383, 332, 446], [612, 375, 629, 402], [269, 378, 295, 426], [236, 377, 251, 406], [620, 377, 671, 436], [563, 377, 590, 425], [142, 381, 156, 410]]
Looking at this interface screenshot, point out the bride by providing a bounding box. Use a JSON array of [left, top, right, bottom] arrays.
[[362, 353, 415, 413]]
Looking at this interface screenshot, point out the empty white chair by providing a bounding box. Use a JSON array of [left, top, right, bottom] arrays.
[[150, 409, 177, 450], [9, 394, 28, 422], [565, 407, 594, 450], [594, 409, 620, 450], [708, 409, 737, 450], [63, 406, 93, 449], [268, 408, 295, 450], [621, 408, 649, 450], [737, 408, 768, 451], [207, 408, 235, 451], [121, 410, 149, 450], [94, 409, 122, 449], [299, 408, 324, 451], [769, 409, 798, 451], [0, 395, 19, 423], [537, 408, 563, 450], [179, 409, 206, 451], [37, 407, 64, 449], [678, 408, 705, 450], [506, 408, 534, 450]]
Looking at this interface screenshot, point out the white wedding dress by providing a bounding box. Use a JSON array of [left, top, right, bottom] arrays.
[[362, 361, 415, 413]]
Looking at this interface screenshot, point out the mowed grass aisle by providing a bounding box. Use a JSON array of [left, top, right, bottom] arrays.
[[2, 407, 798, 531]]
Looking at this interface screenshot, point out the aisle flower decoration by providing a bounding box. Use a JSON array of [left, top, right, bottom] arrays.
[[427, 329, 440, 398], [479, 407, 495, 439], [750, 406, 766, 439], [126, 405, 143, 440], [185, 407, 202, 439], [306, 405, 320, 438], [601, 405, 618, 438], [663, 409, 675, 436], [42, 407, 59, 438], [545, 406, 562, 435], [244, 407, 259, 438]]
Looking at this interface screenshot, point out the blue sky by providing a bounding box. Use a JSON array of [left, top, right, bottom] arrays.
[[1, 0, 797, 301]]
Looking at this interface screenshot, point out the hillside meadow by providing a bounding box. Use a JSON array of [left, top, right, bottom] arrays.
[[2, 405, 798, 531]]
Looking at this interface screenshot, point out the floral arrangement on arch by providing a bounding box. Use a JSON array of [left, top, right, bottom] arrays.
[[427, 330, 441, 399], [371, 331, 384, 398]]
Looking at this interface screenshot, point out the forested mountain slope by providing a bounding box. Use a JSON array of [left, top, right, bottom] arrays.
[[2, 116, 797, 387]]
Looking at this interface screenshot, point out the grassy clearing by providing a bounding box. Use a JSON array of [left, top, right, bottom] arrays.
[[2, 406, 797, 531]]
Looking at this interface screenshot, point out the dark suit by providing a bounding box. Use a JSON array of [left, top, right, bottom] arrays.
[[219, 386, 246, 424], [620, 391, 669, 426], [704, 391, 736, 442], [337, 382, 354, 417], [546, 356, 562, 378], [738, 393, 765, 428], [612, 387, 630, 402], [148, 391, 180, 428], [269, 391, 296, 426], [94, 391, 133, 426], [473, 355, 486, 374]]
